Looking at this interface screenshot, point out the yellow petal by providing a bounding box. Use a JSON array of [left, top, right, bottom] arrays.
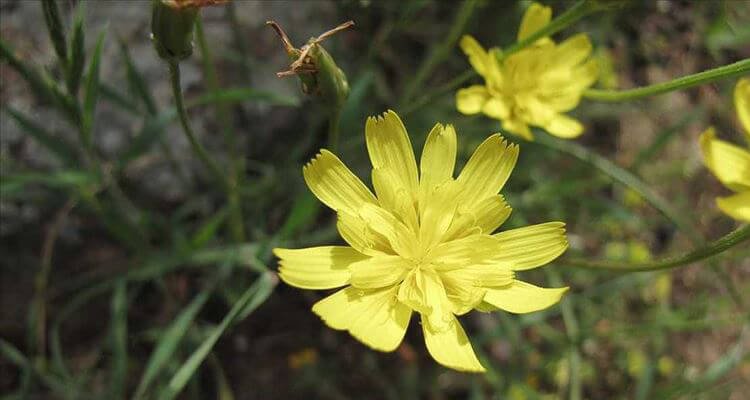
[[455, 134, 519, 209], [517, 2, 552, 42], [456, 85, 490, 115], [397, 268, 451, 328], [441, 264, 514, 290], [366, 110, 419, 197], [358, 203, 418, 259], [275, 246, 367, 289], [430, 234, 502, 269], [303, 150, 377, 213], [502, 118, 534, 141], [716, 191, 750, 222], [459, 35, 490, 77], [421, 314, 485, 372], [483, 279, 568, 314], [554, 34, 593, 69], [544, 114, 584, 138], [700, 128, 750, 192], [420, 123, 457, 190], [491, 222, 568, 270], [735, 78, 750, 139], [372, 168, 419, 230], [472, 195, 512, 234], [350, 255, 410, 289], [483, 96, 511, 120], [312, 286, 411, 352], [337, 211, 392, 256]]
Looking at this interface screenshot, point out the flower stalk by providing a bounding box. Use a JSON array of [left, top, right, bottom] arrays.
[[563, 225, 750, 272], [584, 58, 750, 102]]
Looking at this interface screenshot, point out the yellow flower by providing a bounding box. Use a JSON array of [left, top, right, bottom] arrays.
[[274, 110, 569, 372], [456, 2, 599, 140], [699, 78, 750, 222]]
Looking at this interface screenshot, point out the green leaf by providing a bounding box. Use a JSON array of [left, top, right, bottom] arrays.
[[0, 170, 98, 198], [187, 87, 299, 108], [132, 286, 213, 400], [66, 4, 86, 95], [117, 111, 175, 167], [5, 107, 78, 165], [82, 31, 106, 149], [190, 207, 230, 249], [158, 273, 276, 400], [41, 0, 68, 69], [109, 280, 128, 399], [118, 38, 157, 115]]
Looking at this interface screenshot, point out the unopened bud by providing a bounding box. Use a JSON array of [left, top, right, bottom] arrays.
[[151, 0, 228, 61]]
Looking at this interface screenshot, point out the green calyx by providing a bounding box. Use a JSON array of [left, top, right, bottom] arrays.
[[151, 0, 199, 61]]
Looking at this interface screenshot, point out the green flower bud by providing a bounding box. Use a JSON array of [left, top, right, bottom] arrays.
[[151, 0, 198, 61]]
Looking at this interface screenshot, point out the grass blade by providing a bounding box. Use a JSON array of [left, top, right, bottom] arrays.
[[118, 38, 157, 115], [110, 280, 128, 399], [66, 4, 86, 95], [82, 31, 105, 150], [41, 0, 68, 71], [0, 170, 98, 198], [158, 272, 276, 400], [5, 107, 78, 165], [132, 286, 214, 400]]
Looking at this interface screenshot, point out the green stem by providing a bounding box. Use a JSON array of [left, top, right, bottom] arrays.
[[328, 107, 342, 151], [398, 0, 478, 106], [584, 58, 750, 102], [548, 270, 581, 400], [564, 225, 750, 272], [502, 0, 593, 58], [167, 60, 229, 192], [195, 18, 246, 242]]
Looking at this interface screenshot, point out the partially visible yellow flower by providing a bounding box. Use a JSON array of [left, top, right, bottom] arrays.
[[274, 110, 569, 372], [699, 78, 750, 222], [456, 3, 599, 140]]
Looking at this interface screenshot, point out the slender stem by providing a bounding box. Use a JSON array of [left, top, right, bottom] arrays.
[[398, 0, 478, 106], [548, 270, 582, 400], [564, 225, 750, 272], [502, 0, 593, 58], [167, 60, 229, 191], [584, 58, 750, 102], [195, 18, 246, 242], [327, 107, 341, 151]]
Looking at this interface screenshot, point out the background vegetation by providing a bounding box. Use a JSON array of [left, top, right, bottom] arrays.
[[1, 0, 749, 399]]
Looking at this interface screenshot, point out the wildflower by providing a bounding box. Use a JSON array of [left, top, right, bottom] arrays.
[[274, 110, 569, 372], [699, 78, 750, 222], [456, 2, 599, 140]]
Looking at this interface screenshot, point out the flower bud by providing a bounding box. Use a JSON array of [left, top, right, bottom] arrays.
[[151, 0, 228, 61]]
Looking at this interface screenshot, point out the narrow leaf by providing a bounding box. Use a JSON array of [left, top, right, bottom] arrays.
[[109, 280, 128, 399], [118, 38, 157, 115], [159, 273, 276, 400], [41, 0, 68, 70], [132, 287, 213, 400], [0, 170, 98, 198], [5, 107, 78, 165], [66, 4, 86, 95], [82, 31, 106, 149]]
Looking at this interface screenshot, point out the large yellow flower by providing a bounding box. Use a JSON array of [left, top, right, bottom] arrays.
[[274, 110, 569, 372], [699, 78, 750, 222], [456, 3, 599, 140]]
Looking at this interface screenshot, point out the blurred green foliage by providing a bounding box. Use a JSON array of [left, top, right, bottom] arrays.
[[0, 1, 748, 399]]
